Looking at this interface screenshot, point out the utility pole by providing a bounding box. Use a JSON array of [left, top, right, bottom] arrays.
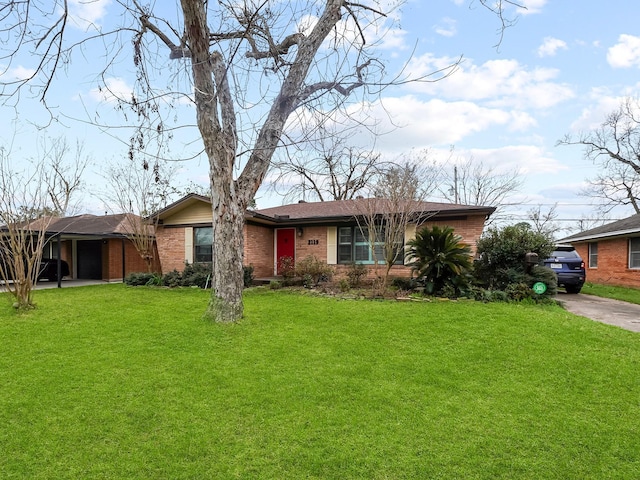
[[450, 166, 459, 204]]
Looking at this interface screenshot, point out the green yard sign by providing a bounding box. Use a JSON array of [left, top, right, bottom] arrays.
[[532, 282, 547, 295]]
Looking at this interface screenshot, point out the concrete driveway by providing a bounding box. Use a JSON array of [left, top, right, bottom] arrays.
[[557, 293, 640, 333]]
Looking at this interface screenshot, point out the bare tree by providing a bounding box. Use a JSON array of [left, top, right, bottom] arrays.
[[269, 135, 384, 203], [527, 204, 558, 238], [103, 160, 178, 272], [559, 97, 640, 215], [1, 1, 522, 322], [440, 155, 524, 224], [42, 138, 90, 216], [0, 150, 54, 309], [355, 162, 434, 292]]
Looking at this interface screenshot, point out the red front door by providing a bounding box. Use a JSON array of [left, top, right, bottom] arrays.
[[276, 228, 296, 275]]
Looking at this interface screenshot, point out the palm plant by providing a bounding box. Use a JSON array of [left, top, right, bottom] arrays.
[[406, 225, 473, 295]]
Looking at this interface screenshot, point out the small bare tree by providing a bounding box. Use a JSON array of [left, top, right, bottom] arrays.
[[0, 139, 87, 309], [440, 154, 524, 224], [527, 204, 559, 238], [0, 154, 56, 308], [355, 162, 435, 292], [103, 160, 178, 272]]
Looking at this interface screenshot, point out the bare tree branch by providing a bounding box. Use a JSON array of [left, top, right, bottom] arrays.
[[559, 97, 640, 214]]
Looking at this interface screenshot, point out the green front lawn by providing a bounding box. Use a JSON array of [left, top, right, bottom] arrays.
[[1, 285, 639, 479], [582, 282, 640, 305]]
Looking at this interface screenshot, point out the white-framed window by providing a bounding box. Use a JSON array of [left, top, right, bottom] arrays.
[[194, 227, 213, 263], [337, 226, 403, 265], [629, 238, 640, 269], [588, 242, 598, 268]]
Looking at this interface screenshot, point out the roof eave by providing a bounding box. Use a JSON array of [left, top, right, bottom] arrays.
[[561, 227, 640, 243]]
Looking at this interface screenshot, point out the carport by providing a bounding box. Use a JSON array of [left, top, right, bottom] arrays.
[[39, 213, 159, 287]]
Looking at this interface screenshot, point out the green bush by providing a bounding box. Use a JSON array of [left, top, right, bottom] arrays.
[[243, 264, 254, 288], [474, 223, 555, 291], [180, 262, 212, 288], [162, 269, 182, 288], [124, 272, 161, 286], [269, 280, 282, 290], [528, 265, 558, 299]]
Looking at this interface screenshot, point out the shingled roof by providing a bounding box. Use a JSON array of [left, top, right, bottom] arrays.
[[152, 193, 495, 225], [253, 198, 495, 220], [560, 214, 640, 243], [6, 213, 150, 237]]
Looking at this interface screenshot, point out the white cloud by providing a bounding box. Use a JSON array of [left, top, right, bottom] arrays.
[[519, 0, 547, 15], [68, 0, 110, 30], [537, 37, 568, 57], [470, 145, 564, 175], [0, 65, 36, 82], [339, 96, 536, 152], [404, 55, 575, 110], [607, 34, 640, 68], [434, 17, 457, 37], [87, 77, 132, 103], [569, 91, 626, 131]]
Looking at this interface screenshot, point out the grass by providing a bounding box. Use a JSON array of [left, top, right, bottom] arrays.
[[1, 285, 640, 479], [582, 282, 640, 305]]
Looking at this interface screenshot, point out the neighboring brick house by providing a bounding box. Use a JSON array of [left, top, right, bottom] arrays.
[[36, 213, 159, 282], [560, 214, 640, 288], [153, 193, 495, 279]]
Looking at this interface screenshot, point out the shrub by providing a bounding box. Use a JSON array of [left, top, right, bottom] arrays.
[[277, 256, 295, 284], [345, 262, 368, 287], [295, 255, 333, 287], [505, 282, 533, 302], [124, 272, 161, 286], [269, 280, 282, 290], [528, 265, 558, 299], [391, 276, 416, 291], [406, 225, 473, 296], [181, 262, 212, 288], [243, 264, 254, 288], [474, 223, 554, 291], [338, 278, 350, 292], [162, 269, 182, 288]]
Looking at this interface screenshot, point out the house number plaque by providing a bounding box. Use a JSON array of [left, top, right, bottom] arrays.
[[307, 239, 319, 245]]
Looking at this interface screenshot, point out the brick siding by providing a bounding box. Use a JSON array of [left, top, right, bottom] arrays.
[[574, 238, 640, 288], [155, 212, 489, 281], [155, 225, 187, 274], [102, 238, 161, 281], [244, 223, 274, 277]]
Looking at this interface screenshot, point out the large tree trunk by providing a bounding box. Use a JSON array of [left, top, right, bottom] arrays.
[[180, 0, 344, 322], [204, 175, 246, 322]]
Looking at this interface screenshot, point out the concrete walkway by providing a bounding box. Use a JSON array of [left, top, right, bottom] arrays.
[[1, 279, 114, 292], [557, 293, 640, 333]]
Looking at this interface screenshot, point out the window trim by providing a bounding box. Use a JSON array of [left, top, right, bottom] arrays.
[[627, 237, 640, 270], [337, 225, 404, 266], [629, 237, 640, 269], [588, 242, 598, 268], [193, 226, 213, 263]]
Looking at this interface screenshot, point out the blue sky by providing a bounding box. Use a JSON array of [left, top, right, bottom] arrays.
[[2, 1, 640, 236]]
